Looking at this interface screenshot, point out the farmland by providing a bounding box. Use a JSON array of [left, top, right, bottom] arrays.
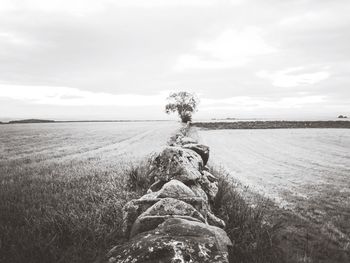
[[196, 128, 350, 262], [0, 121, 178, 263], [0, 121, 179, 165], [1, 121, 349, 263]]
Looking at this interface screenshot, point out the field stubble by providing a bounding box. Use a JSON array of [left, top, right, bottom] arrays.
[[196, 128, 350, 263]]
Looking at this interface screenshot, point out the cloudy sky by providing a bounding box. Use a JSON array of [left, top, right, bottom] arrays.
[[0, 0, 349, 121]]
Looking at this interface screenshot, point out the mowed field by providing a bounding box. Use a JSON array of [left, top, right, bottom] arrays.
[[197, 128, 350, 262], [0, 121, 178, 263]]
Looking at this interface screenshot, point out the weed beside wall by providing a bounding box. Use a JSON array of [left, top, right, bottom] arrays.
[[210, 167, 285, 263], [125, 158, 154, 195]]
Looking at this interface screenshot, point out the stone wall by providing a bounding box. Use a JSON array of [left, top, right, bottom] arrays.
[[104, 124, 232, 263]]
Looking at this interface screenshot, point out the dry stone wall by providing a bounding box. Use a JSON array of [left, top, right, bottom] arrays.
[[105, 125, 232, 263]]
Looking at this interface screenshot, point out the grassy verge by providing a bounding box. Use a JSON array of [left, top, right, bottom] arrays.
[[210, 167, 285, 263], [0, 157, 152, 263], [211, 166, 350, 263]]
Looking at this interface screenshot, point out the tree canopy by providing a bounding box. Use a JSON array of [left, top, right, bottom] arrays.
[[165, 91, 199, 123]]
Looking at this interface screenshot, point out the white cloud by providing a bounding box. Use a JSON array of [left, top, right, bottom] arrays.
[[175, 27, 276, 70], [0, 83, 326, 112], [112, 0, 239, 7], [256, 67, 330, 88], [0, 0, 243, 13], [0, 0, 349, 120], [280, 12, 321, 27], [0, 84, 168, 106], [0, 32, 37, 46], [201, 95, 327, 110], [279, 6, 350, 29], [0, 0, 105, 14], [174, 54, 245, 70]]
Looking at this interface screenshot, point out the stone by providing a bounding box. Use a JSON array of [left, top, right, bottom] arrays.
[[142, 198, 205, 221], [106, 236, 229, 263], [178, 136, 198, 145], [148, 179, 166, 192], [203, 166, 210, 172], [139, 191, 159, 200], [130, 215, 202, 238], [157, 179, 196, 199], [168, 133, 184, 146], [158, 218, 232, 251], [190, 184, 209, 203], [207, 211, 226, 229], [123, 197, 208, 236], [130, 198, 206, 237], [144, 180, 196, 200], [122, 199, 159, 235], [182, 143, 210, 165], [149, 146, 203, 183], [105, 218, 232, 263], [203, 170, 218, 182], [199, 172, 219, 201], [107, 133, 233, 263]]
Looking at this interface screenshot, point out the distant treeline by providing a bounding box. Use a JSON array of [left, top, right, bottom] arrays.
[[192, 121, 350, 129], [0, 119, 171, 124], [7, 119, 55, 124]]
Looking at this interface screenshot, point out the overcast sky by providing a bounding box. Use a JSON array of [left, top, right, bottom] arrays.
[[0, 0, 349, 121]]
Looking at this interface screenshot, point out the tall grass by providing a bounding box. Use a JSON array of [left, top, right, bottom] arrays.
[[210, 167, 285, 263], [0, 157, 151, 263], [210, 167, 350, 263], [125, 158, 154, 195]]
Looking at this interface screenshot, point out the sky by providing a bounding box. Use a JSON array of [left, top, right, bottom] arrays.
[[0, 0, 349, 121]]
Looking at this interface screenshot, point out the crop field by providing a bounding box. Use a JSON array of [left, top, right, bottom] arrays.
[[0, 121, 178, 263], [196, 128, 350, 262]]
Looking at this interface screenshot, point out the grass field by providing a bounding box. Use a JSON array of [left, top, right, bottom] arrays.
[[196, 128, 350, 262], [2, 122, 349, 263], [0, 121, 178, 263]]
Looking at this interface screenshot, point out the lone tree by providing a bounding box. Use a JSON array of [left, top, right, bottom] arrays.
[[165, 91, 199, 123]]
